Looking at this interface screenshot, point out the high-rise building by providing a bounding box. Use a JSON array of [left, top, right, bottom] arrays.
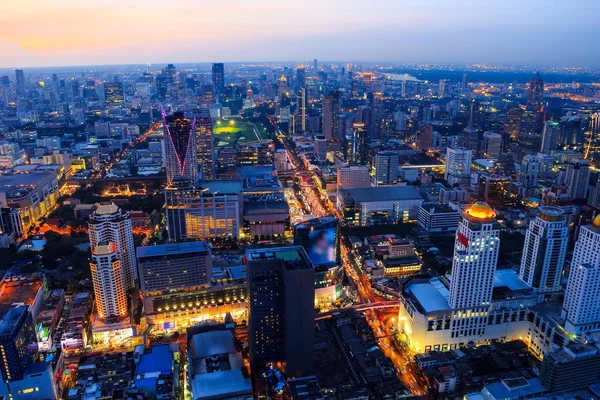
[[90, 242, 128, 321], [246, 246, 315, 377], [444, 147, 472, 185], [540, 344, 600, 393], [350, 122, 368, 165], [297, 88, 307, 132], [88, 202, 136, 290], [541, 121, 560, 152], [519, 153, 540, 191], [104, 82, 124, 105], [519, 207, 569, 295], [419, 125, 433, 151], [137, 241, 212, 295], [194, 109, 214, 180], [163, 111, 199, 185], [0, 306, 37, 382], [448, 202, 500, 311], [322, 90, 340, 141], [337, 165, 371, 189], [373, 151, 399, 186], [525, 72, 545, 134], [15, 69, 25, 97], [211, 63, 225, 98], [565, 159, 590, 199], [165, 180, 242, 241], [481, 132, 503, 159], [561, 216, 600, 335]]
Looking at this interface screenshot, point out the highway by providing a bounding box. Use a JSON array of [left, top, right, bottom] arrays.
[[266, 117, 429, 396]]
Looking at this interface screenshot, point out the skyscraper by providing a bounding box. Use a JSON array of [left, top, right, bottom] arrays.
[[194, 109, 214, 180], [519, 207, 569, 295], [90, 242, 128, 321], [541, 121, 560, 152], [526, 72, 545, 132], [519, 153, 540, 190], [561, 216, 600, 335], [481, 132, 503, 159], [297, 88, 307, 132], [448, 203, 500, 337], [565, 159, 590, 199], [246, 246, 315, 377], [419, 125, 433, 151], [444, 147, 472, 185], [322, 90, 340, 141], [336, 165, 371, 189], [88, 202, 136, 290], [14, 69, 25, 97], [373, 151, 399, 186], [163, 110, 199, 185], [211, 63, 225, 98], [0, 306, 37, 382], [350, 122, 368, 165]]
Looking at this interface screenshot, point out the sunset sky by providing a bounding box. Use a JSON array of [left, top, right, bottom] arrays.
[[1, 0, 598, 68]]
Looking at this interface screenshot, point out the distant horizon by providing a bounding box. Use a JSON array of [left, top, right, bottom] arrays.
[[1, 0, 598, 69]]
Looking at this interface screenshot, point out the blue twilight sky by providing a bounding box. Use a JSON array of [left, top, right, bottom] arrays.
[[0, 0, 598, 68]]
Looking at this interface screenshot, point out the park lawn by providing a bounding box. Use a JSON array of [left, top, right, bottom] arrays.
[[213, 121, 259, 146]]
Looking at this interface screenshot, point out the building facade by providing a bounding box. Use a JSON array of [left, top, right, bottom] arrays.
[[89, 242, 128, 322]]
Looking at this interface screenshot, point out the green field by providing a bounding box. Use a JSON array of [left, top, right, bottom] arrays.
[[213, 120, 264, 147]]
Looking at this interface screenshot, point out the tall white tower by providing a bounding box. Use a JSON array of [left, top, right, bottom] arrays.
[[90, 242, 128, 321], [444, 147, 472, 186], [88, 202, 136, 290], [562, 215, 600, 335], [519, 207, 569, 295], [448, 202, 500, 339]]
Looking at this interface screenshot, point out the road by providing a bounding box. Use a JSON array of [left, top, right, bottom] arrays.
[[264, 116, 429, 396]]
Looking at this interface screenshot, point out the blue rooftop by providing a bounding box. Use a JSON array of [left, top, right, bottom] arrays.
[[137, 241, 209, 258], [137, 344, 173, 375]]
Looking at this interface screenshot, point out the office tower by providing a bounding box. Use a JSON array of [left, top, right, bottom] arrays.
[[587, 180, 600, 209], [337, 165, 371, 189], [373, 151, 399, 186], [137, 242, 212, 295], [278, 74, 288, 98], [350, 122, 368, 165], [297, 88, 307, 132], [211, 63, 225, 98], [15, 69, 25, 97], [460, 125, 479, 153], [419, 125, 433, 151], [90, 242, 128, 321], [461, 73, 468, 93], [163, 110, 199, 185], [565, 159, 591, 199], [495, 152, 516, 178], [519, 207, 569, 295], [444, 147, 472, 185], [541, 121, 560, 152], [438, 79, 447, 97], [296, 67, 306, 90], [165, 180, 241, 241], [246, 246, 315, 377], [478, 175, 512, 205], [519, 153, 540, 189], [322, 90, 340, 140], [526, 72, 545, 132], [88, 202, 136, 290], [313, 59, 318, 69], [0, 306, 36, 382], [481, 132, 503, 159], [194, 109, 214, 180], [104, 82, 124, 105], [448, 203, 499, 336], [401, 80, 407, 98], [561, 216, 600, 335]]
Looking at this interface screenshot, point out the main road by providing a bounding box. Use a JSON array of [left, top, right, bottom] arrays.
[[266, 118, 429, 396]]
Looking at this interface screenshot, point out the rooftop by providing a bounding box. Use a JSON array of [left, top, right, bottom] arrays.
[[137, 241, 210, 259], [339, 185, 423, 202], [0, 306, 27, 337]]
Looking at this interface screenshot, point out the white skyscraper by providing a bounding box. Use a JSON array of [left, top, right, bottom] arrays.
[[448, 202, 500, 338], [444, 147, 472, 186], [88, 202, 136, 290], [519, 153, 540, 188], [562, 216, 600, 335], [565, 159, 591, 199], [519, 207, 569, 295], [90, 242, 128, 321]]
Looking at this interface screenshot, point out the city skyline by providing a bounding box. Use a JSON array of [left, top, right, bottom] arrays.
[[1, 0, 599, 68]]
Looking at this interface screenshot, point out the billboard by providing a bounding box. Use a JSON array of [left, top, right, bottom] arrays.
[[308, 227, 336, 266]]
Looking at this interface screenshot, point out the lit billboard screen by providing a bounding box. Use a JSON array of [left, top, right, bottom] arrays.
[[308, 227, 336, 266]]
